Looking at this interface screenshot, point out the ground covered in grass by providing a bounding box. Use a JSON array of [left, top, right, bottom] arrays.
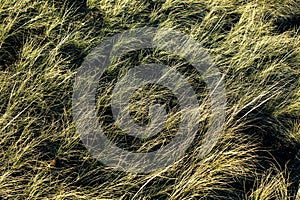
[[0, 0, 299, 199]]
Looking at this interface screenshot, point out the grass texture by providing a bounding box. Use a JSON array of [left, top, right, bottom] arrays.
[[0, 0, 299, 199]]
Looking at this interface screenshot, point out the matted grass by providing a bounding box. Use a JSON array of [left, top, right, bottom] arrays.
[[0, 0, 299, 199]]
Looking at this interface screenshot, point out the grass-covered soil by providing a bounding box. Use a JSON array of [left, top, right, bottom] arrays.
[[0, 0, 299, 199]]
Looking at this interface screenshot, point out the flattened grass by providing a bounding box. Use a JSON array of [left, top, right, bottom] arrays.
[[0, 0, 299, 199]]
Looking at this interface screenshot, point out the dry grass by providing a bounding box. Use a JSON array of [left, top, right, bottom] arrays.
[[0, 0, 299, 199]]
